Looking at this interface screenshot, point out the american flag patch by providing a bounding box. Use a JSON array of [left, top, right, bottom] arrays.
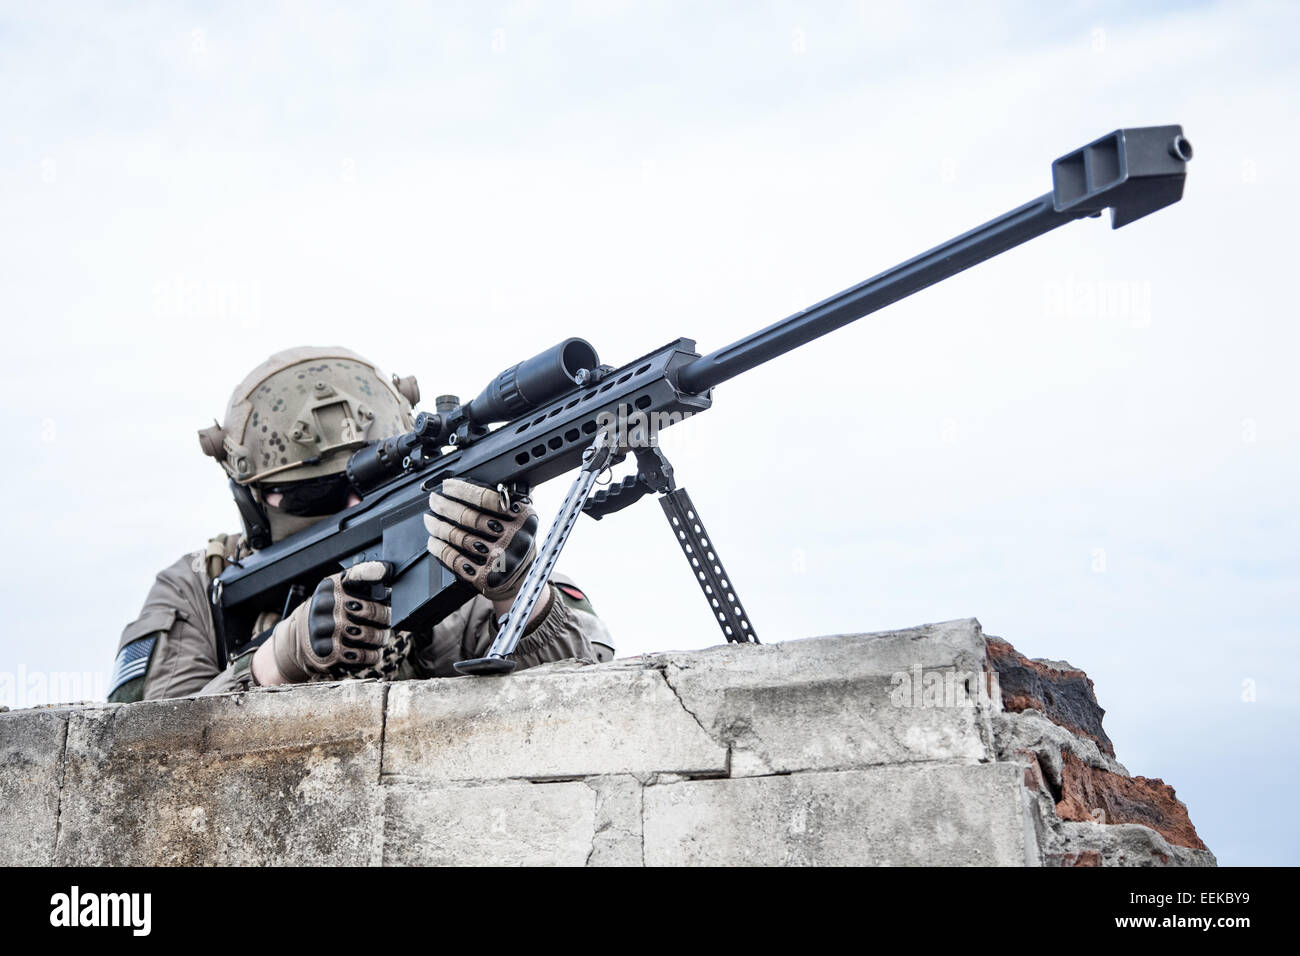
[[108, 637, 157, 695]]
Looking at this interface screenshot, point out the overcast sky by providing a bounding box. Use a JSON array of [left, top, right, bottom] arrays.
[[1, 0, 1295, 865]]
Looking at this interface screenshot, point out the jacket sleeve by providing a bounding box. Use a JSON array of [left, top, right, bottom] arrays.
[[410, 575, 612, 678], [109, 552, 223, 702]]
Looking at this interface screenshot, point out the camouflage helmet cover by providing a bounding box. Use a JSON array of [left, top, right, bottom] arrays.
[[199, 346, 418, 485]]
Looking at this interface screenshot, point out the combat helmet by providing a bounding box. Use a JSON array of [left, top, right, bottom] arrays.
[[198, 346, 420, 548]]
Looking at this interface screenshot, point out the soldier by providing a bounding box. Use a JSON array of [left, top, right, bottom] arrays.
[[108, 346, 612, 702]]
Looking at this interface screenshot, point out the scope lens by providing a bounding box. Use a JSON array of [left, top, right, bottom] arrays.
[[559, 339, 598, 380]]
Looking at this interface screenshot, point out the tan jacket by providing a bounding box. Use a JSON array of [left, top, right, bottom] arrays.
[[111, 535, 613, 701]]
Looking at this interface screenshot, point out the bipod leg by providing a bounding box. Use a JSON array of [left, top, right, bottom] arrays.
[[659, 487, 758, 645], [454, 430, 616, 675]]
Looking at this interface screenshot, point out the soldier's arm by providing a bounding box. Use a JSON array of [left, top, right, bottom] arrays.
[[408, 572, 613, 678], [108, 553, 223, 702], [541, 573, 614, 663], [413, 480, 614, 678]]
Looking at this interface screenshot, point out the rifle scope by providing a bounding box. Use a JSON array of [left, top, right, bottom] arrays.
[[345, 409, 443, 492], [464, 337, 599, 425], [345, 338, 600, 493]]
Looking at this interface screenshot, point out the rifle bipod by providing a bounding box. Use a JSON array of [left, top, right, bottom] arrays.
[[454, 435, 757, 675]]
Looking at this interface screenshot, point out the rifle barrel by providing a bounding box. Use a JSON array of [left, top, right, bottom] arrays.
[[678, 193, 1067, 394], [677, 125, 1190, 395]]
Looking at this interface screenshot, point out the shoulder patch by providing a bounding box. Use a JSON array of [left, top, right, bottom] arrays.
[[108, 636, 158, 696], [556, 584, 586, 602], [554, 582, 597, 618]]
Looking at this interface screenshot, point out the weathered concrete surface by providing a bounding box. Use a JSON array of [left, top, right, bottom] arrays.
[[0, 619, 1215, 866], [644, 764, 1037, 866], [383, 781, 597, 866], [55, 682, 386, 865], [0, 709, 66, 866], [1048, 822, 1215, 867], [584, 774, 645, 866], [656, 619, 994, 777], [384, 663, 726, 783]]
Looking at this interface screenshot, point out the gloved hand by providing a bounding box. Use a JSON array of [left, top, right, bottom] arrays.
[[266, 561, 393, 682], [424, 478, 539, 600]]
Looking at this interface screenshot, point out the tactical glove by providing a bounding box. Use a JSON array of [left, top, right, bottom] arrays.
[[269, 561, 392, 682], [424, 478, 539, 600]]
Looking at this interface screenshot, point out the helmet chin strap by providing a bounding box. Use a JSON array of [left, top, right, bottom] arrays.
[[230, 480, 272, 551]]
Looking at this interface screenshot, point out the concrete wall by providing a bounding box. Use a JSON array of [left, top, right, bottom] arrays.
[[0, 619, 1215, 866]]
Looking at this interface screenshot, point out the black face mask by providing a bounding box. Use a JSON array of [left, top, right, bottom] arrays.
[[262, 473, 356, 517]]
